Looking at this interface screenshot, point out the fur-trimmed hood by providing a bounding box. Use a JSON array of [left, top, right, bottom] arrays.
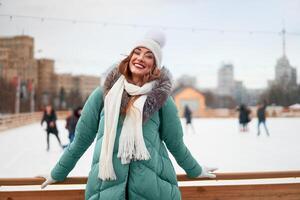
[[103, 66, 173, 123]]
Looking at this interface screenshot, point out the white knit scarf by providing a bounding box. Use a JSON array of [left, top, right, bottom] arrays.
[[99, 75, 155, 181]]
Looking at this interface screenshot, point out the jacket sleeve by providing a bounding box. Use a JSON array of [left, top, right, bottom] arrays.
[[160, 97, 202, 178], [51, 87, 104, 181], [41, 113, 45, 125], [53, 112, 57, 121]]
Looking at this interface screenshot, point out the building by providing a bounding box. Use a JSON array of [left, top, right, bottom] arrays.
[[53, 74, 100, 99], [0, 36, 38, 86], [274, 55, 297, 88], [37, 59, 55, 94], [0, 36, 34, 60], [74, 75, 100, 100], [0, 48, 10, 79], [172, 86, 206, 117], [273, 28, 297, 89], [233, 81, 248, 105], [217, 63, 235, 96], [175, 74, 197, 88], [0, 35, 101, 111], [54, 73, 74, 95]]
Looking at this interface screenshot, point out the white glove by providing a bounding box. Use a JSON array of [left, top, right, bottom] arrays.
[[198, 166, 218, 178], [37, 174, 57, 189]]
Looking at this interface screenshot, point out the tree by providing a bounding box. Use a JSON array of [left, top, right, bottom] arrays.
[[261, 84, 300, 106], [0, 78, 16, 113], [203, 91, 237, 108], [65, 89, 83, 109]]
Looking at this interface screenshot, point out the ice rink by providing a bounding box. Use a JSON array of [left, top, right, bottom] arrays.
[[0, 118, 300, 178]]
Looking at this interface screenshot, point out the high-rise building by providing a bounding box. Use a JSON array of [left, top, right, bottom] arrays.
[[217, 63, 235, 96], [233, 81, 247, 104], [274, 28, 297, 89], [175, 74, 197, 88], [274, 55, 297, 88]]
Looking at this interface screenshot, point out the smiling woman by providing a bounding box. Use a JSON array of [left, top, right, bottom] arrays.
[[119, 47, 160, 87], [129, 47, 155, 84], [40, 30, 217, 200]]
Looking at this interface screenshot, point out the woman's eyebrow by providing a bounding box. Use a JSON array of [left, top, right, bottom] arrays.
[[145, 51, 153, 55]]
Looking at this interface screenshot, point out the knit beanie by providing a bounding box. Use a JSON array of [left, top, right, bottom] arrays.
[[132, 30, 166, 68]]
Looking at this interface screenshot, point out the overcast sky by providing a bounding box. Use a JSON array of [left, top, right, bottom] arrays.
[[1, 0, 300, 88]]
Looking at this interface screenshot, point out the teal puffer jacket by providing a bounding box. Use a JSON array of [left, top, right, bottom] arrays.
[[51, 68, 202, 200]]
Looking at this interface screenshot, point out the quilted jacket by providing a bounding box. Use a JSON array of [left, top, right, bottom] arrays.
[[51, 67, 202, 200]]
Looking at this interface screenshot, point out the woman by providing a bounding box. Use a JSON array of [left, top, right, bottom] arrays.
[[41, 105, 63, 151], [237, 104, 251, 132], [183, 105, 195, 134], [41, 30, 217, 199]]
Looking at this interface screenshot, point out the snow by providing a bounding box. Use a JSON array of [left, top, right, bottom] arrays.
[[289, 104, 300, 109], [0, 118, 300, 179]]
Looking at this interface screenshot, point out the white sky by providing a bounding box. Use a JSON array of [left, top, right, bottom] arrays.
[[0, 0, 300, 88]]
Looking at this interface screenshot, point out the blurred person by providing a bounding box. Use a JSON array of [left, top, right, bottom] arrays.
[[40, 30, 217, 199], [183, 105, 195, 134], [237, 104, 251, 132], [63, 108, 79, 148], [41, 105, 63, 151], [257, 101, 270, 136], [67, 107, 82, 142]]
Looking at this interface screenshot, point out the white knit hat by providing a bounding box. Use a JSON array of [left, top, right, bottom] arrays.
[[132, 29, 166, 68]]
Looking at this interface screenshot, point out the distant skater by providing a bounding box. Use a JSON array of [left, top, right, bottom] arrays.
[[257, 102, 270, 136], [41, 105, 63, 151], [237, 104, 251, 132], [63, 107, 82, 148], [183, 105, 195, 134]]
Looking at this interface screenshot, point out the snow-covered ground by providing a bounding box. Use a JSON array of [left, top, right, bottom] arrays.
[[0, 118, 300, 179]]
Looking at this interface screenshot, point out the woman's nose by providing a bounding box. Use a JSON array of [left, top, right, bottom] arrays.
[[137, 54, 144, 61]]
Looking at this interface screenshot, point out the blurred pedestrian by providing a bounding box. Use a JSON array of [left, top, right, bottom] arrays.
[[65, 107, 82, 144], [257, 101, 270, 136], [41, 105, 63, 151], [237, 104, 251, 132], [183, 105, 195, 134]]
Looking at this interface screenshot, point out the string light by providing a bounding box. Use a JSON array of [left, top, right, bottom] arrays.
[[1, 14, 300, 36]]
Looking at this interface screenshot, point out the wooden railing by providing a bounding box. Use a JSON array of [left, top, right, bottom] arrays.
[[0, 111, 68, 132], [1, 171, 300, 200], [0, 112, 42, 132]]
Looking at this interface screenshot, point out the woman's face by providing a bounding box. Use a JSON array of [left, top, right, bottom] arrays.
[[46, 105, 52, 114], [129, 47, 155, 79]]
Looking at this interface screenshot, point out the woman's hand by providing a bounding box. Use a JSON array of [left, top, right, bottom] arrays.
[[198, 166, 218, 178], [37, 174, 57, 189]]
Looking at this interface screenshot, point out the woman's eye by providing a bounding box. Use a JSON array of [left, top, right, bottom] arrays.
[[133, 50, 140, 55], [145, 54, 153, 59]]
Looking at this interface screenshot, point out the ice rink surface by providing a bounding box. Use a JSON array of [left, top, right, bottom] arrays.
[[0, 118, 299, 178]]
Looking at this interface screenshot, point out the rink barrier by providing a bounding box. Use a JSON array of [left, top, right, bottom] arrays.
[[0, 170, 300, 200], [1, 109, 300, 132], [0, 111, 69, 132]]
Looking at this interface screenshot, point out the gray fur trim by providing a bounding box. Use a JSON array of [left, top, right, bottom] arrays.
[[142, 68, 173, 122], [102, 66, 173, 123], [103, 66, 121, 96]]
